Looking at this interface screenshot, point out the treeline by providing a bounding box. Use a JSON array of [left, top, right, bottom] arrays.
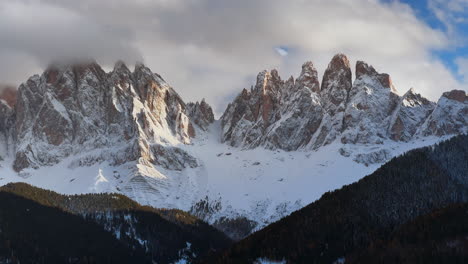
[[347, 203, 468, 263], [206, 134, 468, 263]]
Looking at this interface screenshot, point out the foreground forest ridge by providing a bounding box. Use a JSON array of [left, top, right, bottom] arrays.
[[0, 182, 231, 263], [0, 135, 465, 263], [209, 134, 468, 263]]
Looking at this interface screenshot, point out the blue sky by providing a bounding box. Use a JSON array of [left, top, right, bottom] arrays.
[[397, 0, 468, 81]]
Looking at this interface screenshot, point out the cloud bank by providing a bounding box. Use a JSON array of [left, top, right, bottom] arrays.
[[0, 0, 466, 114]]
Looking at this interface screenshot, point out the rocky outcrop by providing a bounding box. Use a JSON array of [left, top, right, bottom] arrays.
[[296, 61, 320, 93], [311, 54, 352, 148], [320, 53, 352, 113], [389, 88, 436, 141], [221, 64, 323, 150], [186, 99, 215, 131], [0, 85, 17, 108], [340, 61, 400, 144], [11, 60, 203, 172], [0, 100, 15, 160], [220, 69, 284, 148], [418, 90, 467, 137], [355, 60, 395, 91]]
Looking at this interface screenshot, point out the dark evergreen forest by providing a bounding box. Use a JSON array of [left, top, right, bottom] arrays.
[[0, 182, 232, 264], [208, 134, 468, 263]]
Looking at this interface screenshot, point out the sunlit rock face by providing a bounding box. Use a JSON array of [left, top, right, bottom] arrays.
[[221, 64, 323, 151], [11, 60, 208, 172], [221, 54, 467, 150]]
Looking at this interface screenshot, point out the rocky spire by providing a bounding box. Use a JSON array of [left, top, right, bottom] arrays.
[[186, 99, 215, 131], [296, 61, 320, 93], [388, 88, 435, 141], [356, 61, 394, 91], [221, 65, 322, 150], [418, 90, 467, 137], [320, 53, 352, 114]]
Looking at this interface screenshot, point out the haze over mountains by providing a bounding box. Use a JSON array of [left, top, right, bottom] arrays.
[[0, 54, 466, 240]]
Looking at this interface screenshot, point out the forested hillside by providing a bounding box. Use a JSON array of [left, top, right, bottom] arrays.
[[0, 191, 148, 263], [0, 183, 232, 263], [209, 134, 468, 263], [347, 203, 468, 263]]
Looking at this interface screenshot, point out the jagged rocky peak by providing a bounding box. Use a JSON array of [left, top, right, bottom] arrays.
[[355, 60, 395, 91], [389, 88, 436, 141], [296, 61, 320, 93], [418, 89, 467, 137], [341, 60, 400, 144], [186, 99, 215, 131], [308, 54, 352, 148], [321, 54, 352, 90], [108, 60, 134, 95], [221, 62, 323, 150], [113, 60, 130, 72], [220, 69, 284, 147], [442, 89, 467, 103], [44, 60, 106, 87], [321, 53, 352, 112], [12, 60, 199, 172], [253, 69, 283, 98]]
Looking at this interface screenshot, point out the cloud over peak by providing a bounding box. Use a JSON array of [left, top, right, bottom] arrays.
[[0, 0, 466, 114]]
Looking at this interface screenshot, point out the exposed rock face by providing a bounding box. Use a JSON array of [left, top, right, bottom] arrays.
[[418, 90, 468, 137], [11, 60, 209, 172], [0, 100, 15, 160], [341, 61, 400, 144], [311, 54, 352, 148], [221, 64, 323, 150], [186, 99, 215, 131], [221, 55, 467, 150], [321, 53, 352, 113], [389, 89, 436, 141], [0, 85, 17, 108], [296, 61, 320, 93], [220, 69, 283, 148], [355, 60, 395, 91]]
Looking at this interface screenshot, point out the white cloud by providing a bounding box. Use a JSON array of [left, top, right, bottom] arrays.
[[0, 0, 465, 115]]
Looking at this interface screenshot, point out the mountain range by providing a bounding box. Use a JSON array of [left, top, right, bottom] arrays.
[[0, 54, 466, 239]]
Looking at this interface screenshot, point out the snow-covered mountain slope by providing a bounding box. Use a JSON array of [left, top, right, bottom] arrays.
[[0, 120, 450, 231], [0, 55, 466, 238]]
